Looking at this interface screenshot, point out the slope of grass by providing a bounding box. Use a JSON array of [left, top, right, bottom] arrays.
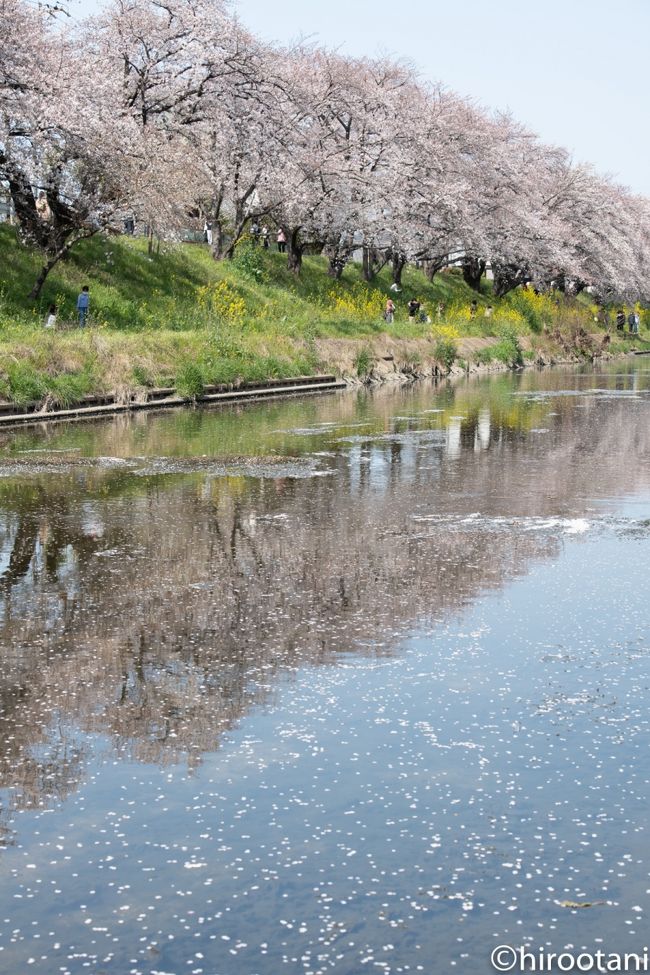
[[1, 227, 482, 333], [0, 226, 648, 406]]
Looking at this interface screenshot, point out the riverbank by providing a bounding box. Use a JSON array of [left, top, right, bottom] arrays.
[[1, 226, 648, 409]]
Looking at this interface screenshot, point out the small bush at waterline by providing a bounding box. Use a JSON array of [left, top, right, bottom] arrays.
[[354, 347, 372, 377], [434, 339, 457, 371], [175, 362, 205, 399]]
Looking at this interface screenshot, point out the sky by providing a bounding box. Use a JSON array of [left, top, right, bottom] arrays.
[[69, 0, 650, 196]]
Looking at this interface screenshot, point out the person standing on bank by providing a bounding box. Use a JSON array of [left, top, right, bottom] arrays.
[[385, 298, 395, 324], [277, 228, 287, 253], [44, 304, 57, 329], [77, 286, 90, 327], [407, 297, 420, 322]]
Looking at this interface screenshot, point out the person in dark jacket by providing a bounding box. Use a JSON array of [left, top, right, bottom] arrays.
[[407, 298, 421, 321]]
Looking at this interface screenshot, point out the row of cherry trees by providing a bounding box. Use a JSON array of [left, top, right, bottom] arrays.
[[2, 0, 649, 301]]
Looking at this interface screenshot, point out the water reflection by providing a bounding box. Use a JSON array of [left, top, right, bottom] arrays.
[[1, 365, 649, 818], [2, 363, 650, 974]]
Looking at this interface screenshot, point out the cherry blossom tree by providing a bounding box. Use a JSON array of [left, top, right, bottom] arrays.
[[189, 34, 296, 260], [260, 50, 419, 277], [1, 0, 134, 298], [84, 0, 242, 251], [382, 85, 487, 283], [3, 0, 649, 303]]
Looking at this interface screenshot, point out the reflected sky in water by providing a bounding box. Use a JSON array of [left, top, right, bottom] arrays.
[[1, 362, 650, 974]]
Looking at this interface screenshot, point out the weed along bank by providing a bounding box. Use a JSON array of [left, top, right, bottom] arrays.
[[0, 229, 647, 416]]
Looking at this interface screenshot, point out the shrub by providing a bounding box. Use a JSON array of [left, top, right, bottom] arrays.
[[232, 238, 268, 283], [491, 326, 524, 367], [175, 361, 204, 399], [432, 323, 461, 341], [474, 347, 493, 366], [434, 338, 457, 371], [132, 364, 152, 387], [47, 370, 94, 407], [328, 284, 383, 323], [354, 346, 372, 377], [506, 289, 553, 333]]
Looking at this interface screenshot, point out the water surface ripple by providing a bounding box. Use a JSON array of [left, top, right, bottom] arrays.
[[1, 362, 650, 974]]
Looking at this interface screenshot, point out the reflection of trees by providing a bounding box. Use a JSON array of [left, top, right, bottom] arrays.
[[0, 801, 14, 849], [0, 678, 88, 816], [0, 373, 649, 813]]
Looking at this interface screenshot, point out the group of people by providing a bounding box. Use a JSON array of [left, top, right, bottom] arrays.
[[203, 220, 288, 252], [469, 300, 494, 318], [384, 296, 434, 324], [42, 287, 90, 330], [383, 297, 494, 325], [615, 308, 640, 334], [250, 222, 287, 252]]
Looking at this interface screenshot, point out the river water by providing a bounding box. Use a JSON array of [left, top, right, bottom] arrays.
[[0, 361, 649, 975]]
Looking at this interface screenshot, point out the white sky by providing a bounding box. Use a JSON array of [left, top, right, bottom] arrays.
[[70, 0, 650, 196]]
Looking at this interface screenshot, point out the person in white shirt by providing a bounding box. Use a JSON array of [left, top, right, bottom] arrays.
[[44, 304, 57, 329]]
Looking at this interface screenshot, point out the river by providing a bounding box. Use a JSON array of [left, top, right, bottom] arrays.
[[0, 361, 649, 975]]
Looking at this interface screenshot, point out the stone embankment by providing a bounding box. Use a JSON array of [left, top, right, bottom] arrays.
[[0, 334, 642, 427], [323, 333, 632, 387], [0, 375, 346, 429]]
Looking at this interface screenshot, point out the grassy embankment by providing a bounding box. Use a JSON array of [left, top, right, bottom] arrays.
[[0, 225, 648, 408]]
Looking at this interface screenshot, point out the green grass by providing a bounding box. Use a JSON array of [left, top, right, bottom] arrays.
[[0, 226, 507, 336], [0, 225, 647, 407]]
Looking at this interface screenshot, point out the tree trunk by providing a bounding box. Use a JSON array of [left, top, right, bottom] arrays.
[[420, 256, 446, 282], [28, 232, 96, 301], [286, 227, 303, 275], [28, 258, 59, 301], [362, 245, 375, 282], [206, 190, 226, 260], [392, 252, 406, 286], [462, 256, 486, 292], [322, 241, 352, 279], [3, 152, 98, 301], [492, 264, 523, 298], [224, 234, 241, 260], [553, 272, 567, 293], [211, 221, 226, 260], [327, 257, 345, 279], [223, 209, 249, 260]]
